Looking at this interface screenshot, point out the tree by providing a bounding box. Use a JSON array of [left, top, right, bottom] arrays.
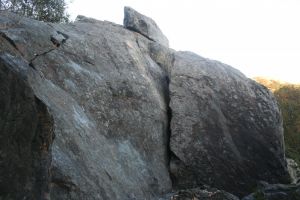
[[255, 78, 300, 165], [274, 85, 300, 164], [0, 0, 69, 23]]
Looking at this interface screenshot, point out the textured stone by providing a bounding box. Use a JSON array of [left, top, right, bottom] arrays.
[[164, 187, 240, 200], [0, 7, 291, 200], [124, 6, 169, 47], [242, 182, 300, 200], [0, 11, 171, 200], [287, 158, 300, 184], [0, 53, 54, 200], [169, 51, 290, 196]]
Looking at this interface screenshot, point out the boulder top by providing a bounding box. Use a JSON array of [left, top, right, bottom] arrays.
[[123, 6, 169, 47]]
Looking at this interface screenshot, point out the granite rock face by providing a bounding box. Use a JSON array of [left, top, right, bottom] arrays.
[[169, 52, 290, 196], [124, 6, 169, 47], [0, 10, 171, 200], [0, 53, 54, 200], [0, 7, 291, 200]]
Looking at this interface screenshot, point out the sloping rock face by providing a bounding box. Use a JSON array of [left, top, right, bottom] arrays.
[[0, 11, 171, 200], [169, 52, 290, 196], [0, 7, 290, 200], [0, 53, 54, 200]]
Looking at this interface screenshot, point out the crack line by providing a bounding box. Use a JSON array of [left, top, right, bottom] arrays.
[[0, 32, 24, 56]]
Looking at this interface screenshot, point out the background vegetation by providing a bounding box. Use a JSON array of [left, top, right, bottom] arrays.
[[0, 0, 69, 22], [255, 77, 300, 164]]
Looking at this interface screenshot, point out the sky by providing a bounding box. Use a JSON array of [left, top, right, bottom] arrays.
[[67, 0, 300, 83]]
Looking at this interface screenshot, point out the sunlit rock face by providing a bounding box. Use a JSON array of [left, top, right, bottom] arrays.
[[0, 7, 290, 200]]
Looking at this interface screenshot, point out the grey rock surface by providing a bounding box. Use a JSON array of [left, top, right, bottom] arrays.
[[287, 158, 300, 184], [242, 182, 300, 200], [124, 6, 169, 47], [165, 187, 240, 200], [169, 51, 290, 196], [0, 11, 171, 200], [0, 7, 291, 200], [0, 53, 54, 200]]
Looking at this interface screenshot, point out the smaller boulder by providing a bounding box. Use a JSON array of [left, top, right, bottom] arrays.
[[124, 6, 169, 47]]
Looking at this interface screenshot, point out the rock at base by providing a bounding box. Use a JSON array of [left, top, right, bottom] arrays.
[[242, 182, 300, 200], [164, 187, 239, 200]]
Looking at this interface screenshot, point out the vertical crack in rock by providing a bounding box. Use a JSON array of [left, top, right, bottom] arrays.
[[141, 38, 176, 182], [165, 75, 172, 165]]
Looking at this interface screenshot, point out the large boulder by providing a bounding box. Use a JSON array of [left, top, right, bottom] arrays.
[[0, 10, 171, 200], [0, 7, 291, 200], [169, 51, 290, 196]]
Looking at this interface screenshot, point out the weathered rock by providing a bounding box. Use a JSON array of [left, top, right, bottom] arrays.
[[169, 51, 290, 196], [0, 53, 54, 200], [165, 187, 240, 200], [0, 11, 171, 200], [124, 6, 169, 47], [287, 158, 300, 183], [0, 7, 291, 200], [242, 182, 300, 200]]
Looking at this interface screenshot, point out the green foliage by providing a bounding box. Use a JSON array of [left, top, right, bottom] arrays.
[[0, 0, 69, 22], [274, 85, 300, 164], [255, 78, 300, 165]]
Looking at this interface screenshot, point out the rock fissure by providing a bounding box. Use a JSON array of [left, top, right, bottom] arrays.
[[0, 27, 69, 73], [133, 29, 176, 189], [128, 27, 156, 42], [30, 31, 68, 65], [0, 31, 24, 56], [29, 48, 56, 65], [151, 51, 173, 176]]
